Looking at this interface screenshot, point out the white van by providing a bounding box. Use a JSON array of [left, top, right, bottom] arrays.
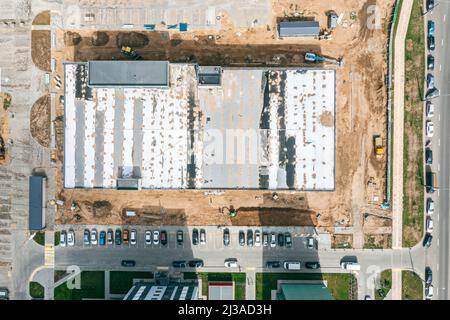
[[283, 261, 301, 270], [341, 262, 360, 271]]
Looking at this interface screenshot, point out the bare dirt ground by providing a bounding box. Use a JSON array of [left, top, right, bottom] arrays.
[[54, 0, 393, 243], [0, 93, 10, 165], [30, 94, 51, 148], [31, 30, 51, 72], [32, 10, 50, 26]]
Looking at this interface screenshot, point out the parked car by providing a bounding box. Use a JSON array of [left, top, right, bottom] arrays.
[[307, 237, 315, 249], [145, 230, 152, 245], [99, 231, 106, 246], [427, 74, 435, 90], [107, 229, 114, 245], [121, 260, 136, 267], [0, 288, 9, 300], [427, 0, 435, 11], [426, 87, 439, 99], [426, 121, 434, 138], [130, 229, 137, 245], [153, 230, 159, 245], [223, 228, 230, 246], [122, 229, 129, 245], [262, 232, 269, 247], [224, 258, 239, 268], [426, 101, 434, 118], [426, 148, 433, 165], [67, 229, 75, 246], [285, 232, 292, 248], [270, 232, 276, 248], [283, 261, 301, 270], [428, 20, 435, 36], [247, 229, 254, 247], [239, 230, 245, 246], [266, 261, 281, 269], [192, 228, 199, 245], [428, 35, 435, 51], [160, 230, 168, 246], [60, 230, 67, 247], [188, 259, 204, 268], [172, 260, 187, 268], [200, 229, 206, 245], [115, 229, 122, 245], [83, 229, 90, 245], [426, 217, 434, 233], [423, 233, 433, 248], [426, 198, 435, 215], [177, 230, 183, 245], [425, 267, 433, 285], [91, 229, 98, 245], [277, 233, 284, 247], [427, 54, 434, 70], [254, 230, 261, 247], [425, 284, 434, 300], [305, 262, 321, 269]]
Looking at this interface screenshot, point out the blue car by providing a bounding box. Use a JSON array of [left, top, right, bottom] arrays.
[[99, 231, 106, 246], [428, 21, 435, 36]]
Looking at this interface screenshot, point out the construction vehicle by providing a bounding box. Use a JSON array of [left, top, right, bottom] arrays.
[[373, 135, 384, 160], [304, 53, 343, 66], [120, 46, 142, 60]]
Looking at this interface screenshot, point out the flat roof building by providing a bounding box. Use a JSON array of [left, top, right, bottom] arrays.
[[29, 176, 46, 231], [277, 283, 335, 300], [208, 282, 234, 300], [278, 21, 320, 37]]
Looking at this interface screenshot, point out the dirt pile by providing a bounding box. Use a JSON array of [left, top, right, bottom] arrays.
[[116, 32, 149, 48], [31, 30, 51, 72]]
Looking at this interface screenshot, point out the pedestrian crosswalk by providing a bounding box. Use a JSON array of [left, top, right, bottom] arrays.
[[45, 244, 55, 267]]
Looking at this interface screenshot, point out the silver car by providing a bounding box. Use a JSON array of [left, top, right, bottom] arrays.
[[90, 229, 98, 245], [67, 229, 75, 247], [59, 230, 67, 247], [270, 233, 276, 248], [153, 230, 160, 245], [130, 229, 137, 245], [254, 230, 261, 247]]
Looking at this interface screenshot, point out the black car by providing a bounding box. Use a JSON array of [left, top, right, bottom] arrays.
[[121, 260, 136, 267], [277, 233, 284, 247], [192, 228, 199, 245], [177, 230, 183, 245], [172, 260, 187, 268], [188, 259, 204, 268], [427, 55, 434, 70], [223, 228, 230, 246], [305, 262, 321, 269], [266, 261, 281, 268], [428, 35, 435, 51], [239, 230, 245, 246], [427, 0, 435, 11], [160, 230, 168, 246], [247, 229, 253, 247], [425, 267, 433, 284], [423, 233, 433, 248], [285, 232, 292, 248], [426, 148, 433, 165], [115, 229, 122, 245]]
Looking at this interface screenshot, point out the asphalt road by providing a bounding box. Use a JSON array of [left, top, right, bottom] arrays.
[[426, 2, 450, 301]]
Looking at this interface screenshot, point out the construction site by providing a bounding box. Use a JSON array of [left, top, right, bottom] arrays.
[[47, 0, 393, 249]]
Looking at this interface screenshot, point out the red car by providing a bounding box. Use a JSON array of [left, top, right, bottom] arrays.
[[123, 229, 129, 245], [160, 230, 167, 246]]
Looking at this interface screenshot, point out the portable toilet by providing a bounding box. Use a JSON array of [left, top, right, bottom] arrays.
[[179, 23, 188, 32], [328, 11, 338, 29]]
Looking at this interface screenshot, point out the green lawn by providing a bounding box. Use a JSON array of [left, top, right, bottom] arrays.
[[32, 231, 45, 246], [54, 231, 60, 246], [255, 273, 356, 300], [29, 281, 45, 299], [375, 269, 392, 300], [184, 272, 246, 300], [402, 271, 423, 300], [54, 271, 105, 300], [109, 271, 154, 294]]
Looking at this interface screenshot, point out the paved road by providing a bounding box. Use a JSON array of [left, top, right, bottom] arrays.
[[425, 1, 450, 301]]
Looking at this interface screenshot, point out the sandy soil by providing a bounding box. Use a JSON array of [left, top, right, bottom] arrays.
[[31, 30, 51, 72], [32, 10, 50, 26], [0, 93, 10, 165], [54, 0, 393, 238], [30, 94, 51, 147]]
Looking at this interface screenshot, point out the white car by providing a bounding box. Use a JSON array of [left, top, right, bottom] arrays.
[[130, 229, 137, 245], [426, 121, 434, 138], [145, 230, 152, 245], [153, 230, 160, 245], [426, 284, 434, 300], [59, 230, 67, 247], [67, 229, 75, 246], [254, 230, 261, 247], [200, 229, 206, 245], [224, 258, 239, 268], [426, 102, 434, 118], [270, 233, 276, 248], [90, 229, 98, 245], [426, 217, 434, 233], [426, 198, 435, 215], [307, 237, 315, 249]]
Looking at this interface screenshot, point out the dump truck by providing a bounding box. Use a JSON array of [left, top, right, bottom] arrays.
[[120, 46, 142, 60], [374, 135, 384, 160]]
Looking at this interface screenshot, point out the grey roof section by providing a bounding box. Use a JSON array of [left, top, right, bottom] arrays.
[[29, 176, 45, 231], [279, 21, 320, 37], [197, 66, 222, 86], [208, 283, 234, 300], [88, 61, 169, 87], [117, 178, 140, 190]]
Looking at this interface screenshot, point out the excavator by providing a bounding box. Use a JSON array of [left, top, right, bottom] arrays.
[[304, 52, 343, 67]]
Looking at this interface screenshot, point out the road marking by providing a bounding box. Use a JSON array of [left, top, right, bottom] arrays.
[[438, 164, 440, 172], [442, 39, 444, 46], [440, 64, 442, 72], [438, 139, 441, 146], [437, 238, 439, 247], [439, 114, 441, 122], [444, 15, 447, 22], [437, 264, 439, 271]]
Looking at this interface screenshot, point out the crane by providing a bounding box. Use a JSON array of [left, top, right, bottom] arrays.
[[305, 53, 343, 67]]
